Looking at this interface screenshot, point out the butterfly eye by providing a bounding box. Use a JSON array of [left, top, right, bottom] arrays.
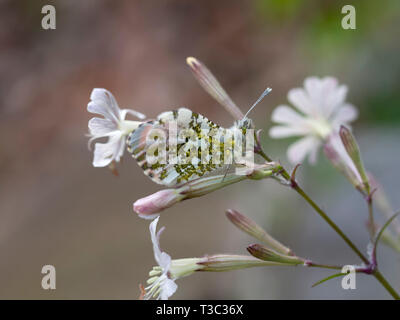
[[239, 118, 252, 129], [247, 119, 253, 128]]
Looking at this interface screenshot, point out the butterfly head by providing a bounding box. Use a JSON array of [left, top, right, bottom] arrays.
[[235, 117, 253, 131]]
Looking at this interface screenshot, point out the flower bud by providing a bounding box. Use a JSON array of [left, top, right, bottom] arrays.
[[247, 244, 304, 265], [198, 254, 287, 271], [133, 189, 185, 219], [339, 125, 370, 192], [226, 209, 292, 255], [186, 57, 244, 120]]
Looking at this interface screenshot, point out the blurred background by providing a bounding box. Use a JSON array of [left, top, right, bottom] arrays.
[[1, 0, 399, 299]]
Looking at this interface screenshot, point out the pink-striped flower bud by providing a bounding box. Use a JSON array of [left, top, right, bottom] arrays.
[[226, 209, 292, 255], [186, 57, 244, 121], [247, 244, 304, 265], [133, 189, 185, 219]]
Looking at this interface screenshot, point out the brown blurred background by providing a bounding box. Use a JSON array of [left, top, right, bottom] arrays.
[[1, 0, 399, 299]]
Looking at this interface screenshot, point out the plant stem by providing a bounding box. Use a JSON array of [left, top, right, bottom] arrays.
[[256, 148, 400, 299], [373, 270, 400, 299], [368, 200, 375, 239], [293, 184, 369, 264], [295, 179, 399, 299], [306, 262, 342, 270], [257, 147, 368, 263]]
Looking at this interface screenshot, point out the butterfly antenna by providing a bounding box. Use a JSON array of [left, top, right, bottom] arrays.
[[244, 87, 272, 119]]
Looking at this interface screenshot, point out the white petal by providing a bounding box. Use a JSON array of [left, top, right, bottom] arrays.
[[327, 133, 361, 182], [269, 125, 311, 138], [92, 133, 124, 167], [88, 117, 117, 136], [304, 76, 320, 89], [88, 89, 120, 124], [271, 105, 307, 125], [331, 104, 358, 128], [149, 216, 159, 233], [149, 218, 168, 266], [87, 101, 119, 126], [304, 77, 324, 103], [287, 136, 320, 165], [159, 278, 178, 300], [320, 77, 339, 99], [157, 226, 165, 242], [323, 84, 348, 118], [307, 77, 337, 115], [287, 88, 315, 116], [121, 109, 146, 120], [91, 88, 120, 118], [149, 217, 162, 260], [159, 252, 172, 271], [307, 140, 321, 164], [138, 213, 160, 220]]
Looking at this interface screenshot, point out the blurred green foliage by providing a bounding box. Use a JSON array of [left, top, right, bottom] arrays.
[[255, 0, 400, 125]]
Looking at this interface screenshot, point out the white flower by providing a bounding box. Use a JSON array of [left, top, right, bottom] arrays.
[[87, 88, 146, 167], [269, 77, 358, 164], [144, 217, 178, 300], [144, 217, 202, 300]]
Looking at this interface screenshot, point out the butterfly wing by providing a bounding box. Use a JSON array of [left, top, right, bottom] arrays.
[[127, 108, 231, 187]]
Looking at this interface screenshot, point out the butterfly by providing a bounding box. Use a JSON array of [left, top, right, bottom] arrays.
[[126, 88, 271, 187]]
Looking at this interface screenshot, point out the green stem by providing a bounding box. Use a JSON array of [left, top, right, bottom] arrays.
[[306, 262, 342, 271], [293, 183, 369, 264], [296, 180, 399, 299], [256, 148, 400, 299], [368, 200, 375, 239], [373, 270, 400, 299]]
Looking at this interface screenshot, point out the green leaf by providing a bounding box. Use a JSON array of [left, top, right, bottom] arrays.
[[373, 210, 400, 254], [311, 272, 346, 288]]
